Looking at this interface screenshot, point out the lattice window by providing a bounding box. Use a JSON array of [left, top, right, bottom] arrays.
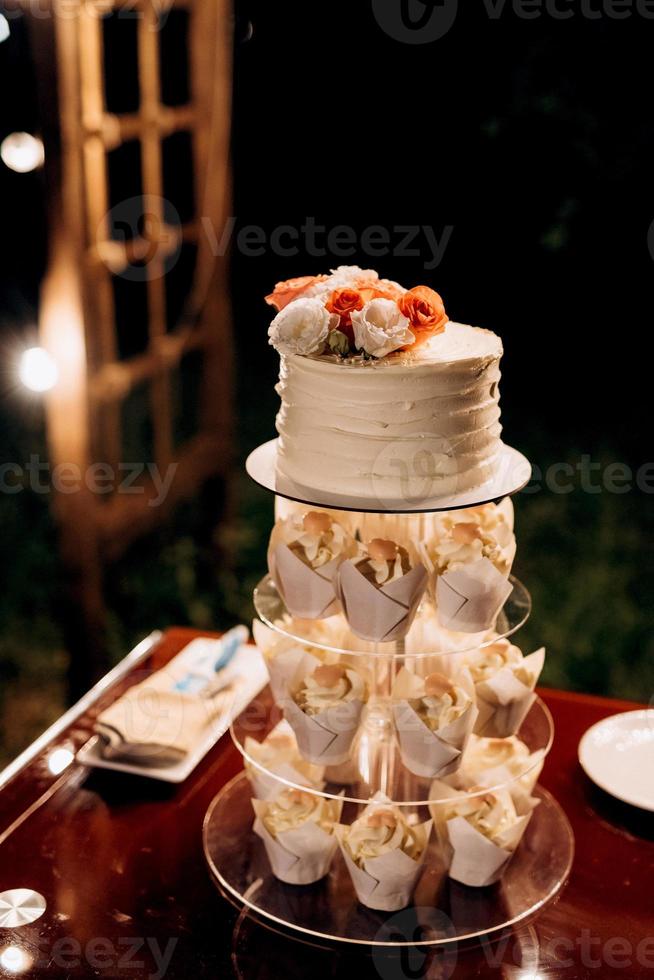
[[28, 0, 233, 688], [34, 0, 233, 551]]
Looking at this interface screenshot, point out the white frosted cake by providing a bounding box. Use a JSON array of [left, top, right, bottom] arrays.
[[265, 266, 505, 504]]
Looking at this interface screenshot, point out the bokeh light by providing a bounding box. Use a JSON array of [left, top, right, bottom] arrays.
[[19, 347, 59, 393], [0, 132, 44, 173]]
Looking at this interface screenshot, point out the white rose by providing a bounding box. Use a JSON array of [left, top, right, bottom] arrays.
[[300, 266, 379, 302], [351, 298, 414, 358], [328, 265, 378, 284], [268, 298, 339, 356]]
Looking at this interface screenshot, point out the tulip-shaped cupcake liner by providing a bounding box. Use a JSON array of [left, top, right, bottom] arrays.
[[244, 721, 325, 800], [267, 512, 357, 620], [252, 792, 343, 885], [281, 652, 367, 766], [471, 647, 545, 738], [252, 620, 319, 705], [436, 557, 514, 634], [430, 782, 538, 887], [391, 668, 478, 779], [337, 560, 428, 643], [269, 542, 342, 619], [336, 792, 432, 912]]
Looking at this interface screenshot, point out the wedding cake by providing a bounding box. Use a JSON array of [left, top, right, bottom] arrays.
[[266, 266, 505, 503]]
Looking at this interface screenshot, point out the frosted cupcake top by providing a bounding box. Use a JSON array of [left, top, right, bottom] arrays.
[[344, 806, 424, 864], [262, 788, 338, 837], [411, 673, 472, 732], [295, 664, 366, 715]]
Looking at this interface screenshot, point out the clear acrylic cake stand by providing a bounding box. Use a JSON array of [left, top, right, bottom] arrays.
[[202, 461, 575, 947]]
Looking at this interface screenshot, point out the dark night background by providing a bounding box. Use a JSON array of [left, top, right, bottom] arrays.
[[0, 0, 652, 762]]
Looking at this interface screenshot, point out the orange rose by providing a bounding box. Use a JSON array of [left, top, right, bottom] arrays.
[[398, 285, 448, 347], [326, 288, 364, 341], [354, 276, 404, 304], [265, 274, 328, 311]]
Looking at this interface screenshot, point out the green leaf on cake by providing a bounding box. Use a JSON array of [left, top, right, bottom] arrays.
[[326, 330, 351, 356]]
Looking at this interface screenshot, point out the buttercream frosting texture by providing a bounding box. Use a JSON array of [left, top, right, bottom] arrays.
[[274, 322, 503, 502]]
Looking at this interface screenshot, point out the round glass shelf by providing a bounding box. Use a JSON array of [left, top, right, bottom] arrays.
[[253, 574, 531, 662], [203, 774, 574, 948], [231, 688, 554, 807]]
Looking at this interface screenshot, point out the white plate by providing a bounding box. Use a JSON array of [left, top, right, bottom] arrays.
[[76, 645, 268, 783], [246, 438, 531, 513], [578, 709, 654, 811]]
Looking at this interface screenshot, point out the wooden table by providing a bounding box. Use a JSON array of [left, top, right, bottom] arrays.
[[0, 628, 652, 979]]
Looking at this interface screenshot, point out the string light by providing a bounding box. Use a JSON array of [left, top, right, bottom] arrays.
[[0, 132, 44, 173], [19, 347, 59, 393]]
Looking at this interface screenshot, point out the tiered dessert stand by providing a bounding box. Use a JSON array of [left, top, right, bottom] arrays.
[[203, 439, 574, 948]]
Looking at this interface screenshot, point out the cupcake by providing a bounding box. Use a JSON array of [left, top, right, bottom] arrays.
[[392, 668, 478, 779], [336, 793, 432, 911], [337, 538, 428, 643], [283, 658, 368, 765], [458, 734, 544, 798], [252, 787, 342, 884], [244, 720, 325, 800], [268, 511, 357, 619], [252, 619, 330, 705], [425, 500, 516, 578], [420, 501, 516, 633], [467, 640, 545, 738], [429, 782, 538, 887]]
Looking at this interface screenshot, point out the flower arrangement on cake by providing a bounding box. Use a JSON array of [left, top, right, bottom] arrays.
[[266, 265, 448, 359]]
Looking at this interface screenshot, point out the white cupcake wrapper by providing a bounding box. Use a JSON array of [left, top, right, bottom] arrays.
[[473, 648, 545, 738], [436, 558, 513, 633], [443, 813, 532, 887], [252, 620, 311, 705], [266, 647, 310, 706], [392, 701, 478, 780], [337, 560, 428, 643], [278, 651, 367, 765], [252, 798, 341, 885], [246, 758, 325, 801], [283, 697, 364, 766], [391, 667, 478, 779], [430, 781, 538, 887], [244, 722, 325, 800], [335, 792, 432, 912], [270, 542, 342, 620]]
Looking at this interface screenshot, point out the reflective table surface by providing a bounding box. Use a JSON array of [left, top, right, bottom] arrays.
[[0, 628, 652, 979]]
